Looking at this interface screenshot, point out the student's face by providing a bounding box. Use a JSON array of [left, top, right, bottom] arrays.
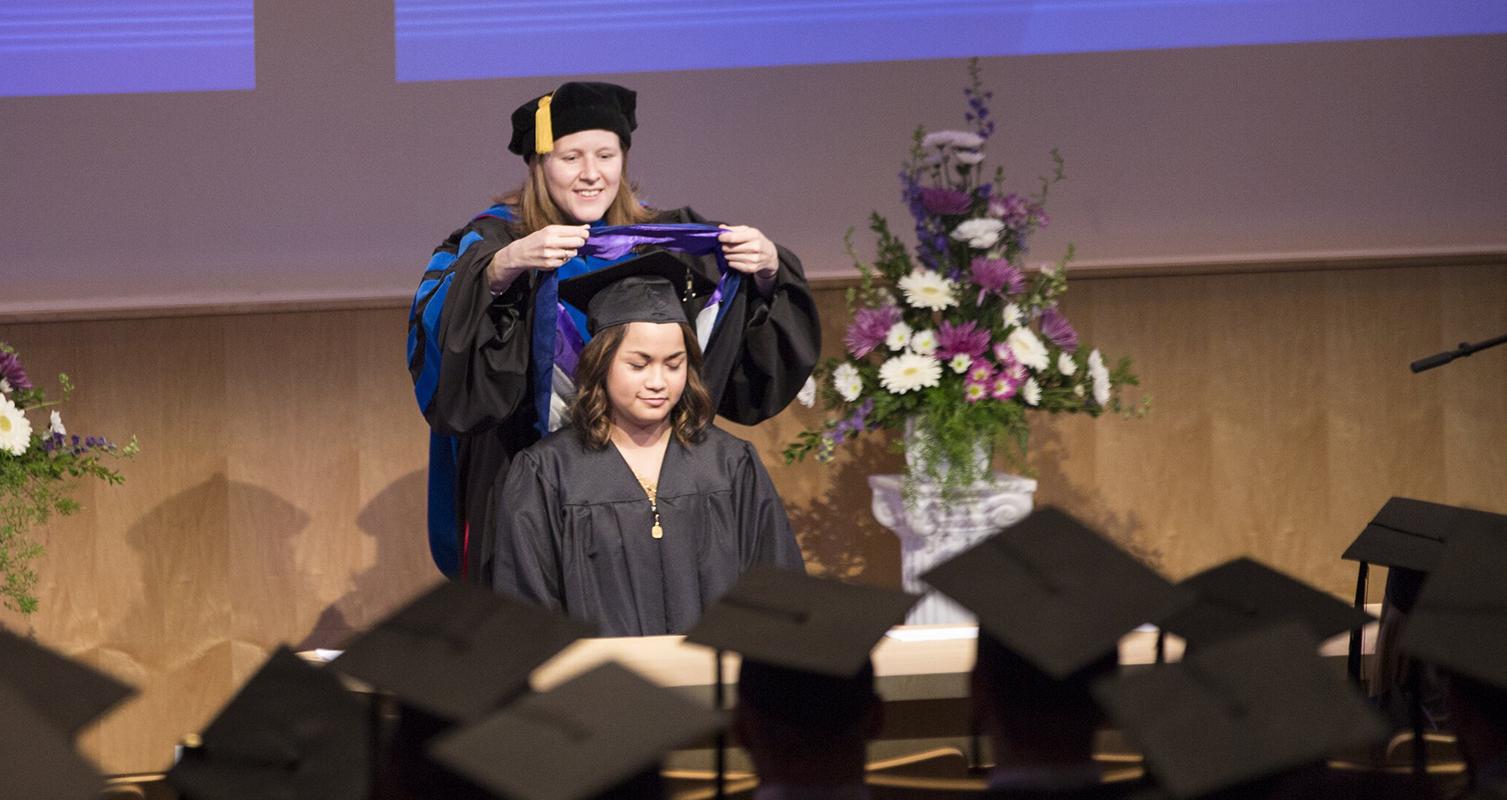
[[541, 129, 623, 223], [606, 322, 687, 432]]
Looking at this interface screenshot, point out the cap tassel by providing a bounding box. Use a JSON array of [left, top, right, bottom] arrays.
[[534, 94, 554, 156]]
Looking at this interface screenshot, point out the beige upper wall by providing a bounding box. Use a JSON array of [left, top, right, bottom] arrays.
[[2, 5, 1504, 313]]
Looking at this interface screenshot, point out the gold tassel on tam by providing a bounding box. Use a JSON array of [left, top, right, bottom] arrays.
[[534, 94, 554, 155]]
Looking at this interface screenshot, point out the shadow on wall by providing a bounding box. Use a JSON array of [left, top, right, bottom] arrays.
[[296, 468, 434, 651], [1029, 422, 1163, 570], [116, 475, 310, 668], [786, 435, 905, 589]]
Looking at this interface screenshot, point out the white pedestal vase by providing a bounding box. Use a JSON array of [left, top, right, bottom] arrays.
[[868, 419, 1036, 625], [869, 472, 1037, 624]]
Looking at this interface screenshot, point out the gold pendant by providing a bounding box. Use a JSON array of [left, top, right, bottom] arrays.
[[652, 523, 663, 540]]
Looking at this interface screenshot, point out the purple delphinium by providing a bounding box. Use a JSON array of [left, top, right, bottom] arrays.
[[0, 349, 31, 391], [899, 170, 950, 268], [40, 432, 114, 456], [1040, 308, 1080, 352], [968, 257, 1025, 304], [920, 187, 972, 216], [935, 320, 991, 360], [964, 82, 996, 141], [827, 397, 876, 446], [844, 305, 903, 359]]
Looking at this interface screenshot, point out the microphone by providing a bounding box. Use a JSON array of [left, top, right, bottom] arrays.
[[1410, 331, 1507, 374]]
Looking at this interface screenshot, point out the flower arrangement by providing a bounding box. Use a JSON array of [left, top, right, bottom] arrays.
[[0, 342, 137, 614], [785, 60, 1141, 495]]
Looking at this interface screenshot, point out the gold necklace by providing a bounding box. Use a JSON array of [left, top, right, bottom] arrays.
[[631, 471, 663, 540]]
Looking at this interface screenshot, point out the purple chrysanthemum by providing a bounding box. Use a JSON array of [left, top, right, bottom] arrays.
[[920, 187, 972, 216], [1040, 308, 1080, 352], [988, 192, 1030, 229], [936, 320, 991, 360], [968, 257, 1026, 303], [844, 305, 902, 359], [0, 349, 31, 391]]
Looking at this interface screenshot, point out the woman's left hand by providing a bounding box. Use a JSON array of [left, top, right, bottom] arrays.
[[718, 225, 780, 281]]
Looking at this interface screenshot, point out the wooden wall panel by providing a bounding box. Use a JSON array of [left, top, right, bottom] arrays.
[[0, 258, 1503, 773]]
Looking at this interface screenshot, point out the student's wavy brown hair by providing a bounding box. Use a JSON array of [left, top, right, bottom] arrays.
[[494, 149, 657, 233], [570, 322, 713, 450]]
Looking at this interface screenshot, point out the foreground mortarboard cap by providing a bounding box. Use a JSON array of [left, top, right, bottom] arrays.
[[430, 661, 724, 800], [332, 580, 592, 721], [1400, 531, 1507, 691], [1159, 556, 1375, 647], [508, 81, 637, 158], [0, 626, 135, 735], [0, 678, 104, 800], [1093, 623, 1387, 799], [683, 566, 919, 677], [1341, 496, 1507, 573], [167, 647, 370, 800], [923, 506, 1191, 679], [557, 249, 715, 336]]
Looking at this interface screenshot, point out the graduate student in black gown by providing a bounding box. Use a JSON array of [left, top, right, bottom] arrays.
[[407, 81, 820, 583], [491, 253, 805, 636]]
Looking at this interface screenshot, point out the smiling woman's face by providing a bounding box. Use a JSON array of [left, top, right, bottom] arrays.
[[541, 128, 623, 223], [606, 322, 687, 433]]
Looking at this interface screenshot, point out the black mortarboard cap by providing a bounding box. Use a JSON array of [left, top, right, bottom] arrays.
[[683, 565, 918, 678], [0, 627, 134, 735], [509, 81, 638, 159], [1341, 496, 1507, 573], [557, 249, 715, 336], [166, 647, 371, 800], [1159, 557, 1375, 647], [0, 678, 104, 800], [922, 506, 1192, 679], [331, 580, 592, 721], [430, 661, 725, 800], [1093, 623, 1387, 799], [1399, 531, 1507, 691]]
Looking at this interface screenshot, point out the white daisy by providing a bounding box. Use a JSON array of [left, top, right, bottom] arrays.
[[1001, 302, 1023, 329], [1074, 383, 1086, 397], [1057, 352, 1078, 378], [879, 353, 943, 395], [885, 321, 913, 352], [1022, 377, 1042, 407], [1088, 349, 1112, 406], [950, 218, 1007, 249], [0, 396, 31, 456], [954, 150, 986, 165], [909, 329, 939, 357], [898, 270, 958, 311], [922, 130, 985, 150], [832, 363, 863, 403], [1007, 327, 1050, 372], [949, 353, 972, 374]]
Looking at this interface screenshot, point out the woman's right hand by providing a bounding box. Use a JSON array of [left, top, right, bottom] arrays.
[[488, 224, 591, 291]]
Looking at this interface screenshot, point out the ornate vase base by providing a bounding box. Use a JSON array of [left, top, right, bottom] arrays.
[[869, 472, 1038, 625]]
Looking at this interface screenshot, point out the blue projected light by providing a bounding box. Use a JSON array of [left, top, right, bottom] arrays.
[[0, 2, 254, 97], [395, 0, 1507, 82]]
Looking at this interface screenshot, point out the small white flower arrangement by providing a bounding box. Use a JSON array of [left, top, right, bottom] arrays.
[[0, 343, 137, 614]]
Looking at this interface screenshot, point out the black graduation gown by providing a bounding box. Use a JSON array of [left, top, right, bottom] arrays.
[[409, 205, 821, 581], [491, 426, 805, 636]]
